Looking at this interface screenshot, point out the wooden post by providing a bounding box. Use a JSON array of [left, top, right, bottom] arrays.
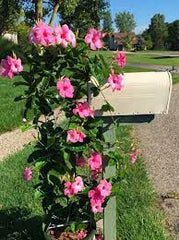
[[101, 117, 117, 240]]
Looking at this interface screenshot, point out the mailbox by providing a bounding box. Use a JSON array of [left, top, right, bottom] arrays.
[[92, 72, 172, 117]]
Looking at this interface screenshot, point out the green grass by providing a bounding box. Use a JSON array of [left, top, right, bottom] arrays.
[[95, 50, 179, 67], [0, 127, 170, 240], [115, 126, 170, 240], [126, 53, 179, 67], [0, 75, 29, 134]]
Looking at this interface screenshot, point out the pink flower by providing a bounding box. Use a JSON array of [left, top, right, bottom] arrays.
[[78, 131, 86, 143], [64, 176, 84, 197], [67, 129, 86, 143], [96, 235, 103, 240], [0, 56, 23, 79], [77, 230, 87, 239], [107, 74, 124, 91], [85, 29, 103, 50], [88, 152, 102, 171], [116, 52, 126, 68], [23, 167, 32, 182], [64, 181, 75, 196], [89, 187, 104, 213], [56, 77, 74, 98], [53, 24, 76, 48], [76, 156, 86, 167], [98, 179, 112, 197], [88, 188, 105, 205], [130, 152, 138, 164], [91, 203, 104, 213], [73, 102, 94, 119], [72, 176, 85, 194], [29, 21, 54, 46]]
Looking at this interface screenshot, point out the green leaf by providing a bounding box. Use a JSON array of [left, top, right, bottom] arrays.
[[59, 197, 68, 207], [70, 222, 76, 233], [21, 123, 33, 132], [101, 101, 114, 112]]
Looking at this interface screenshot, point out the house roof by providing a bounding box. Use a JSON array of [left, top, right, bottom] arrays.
[[111, 32, 138, 45]]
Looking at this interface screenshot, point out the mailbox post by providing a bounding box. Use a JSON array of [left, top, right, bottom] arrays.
[[92, 72, 172, 240]]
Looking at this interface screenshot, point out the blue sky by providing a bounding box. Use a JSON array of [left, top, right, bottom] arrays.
[[110, 0, 179, 33]]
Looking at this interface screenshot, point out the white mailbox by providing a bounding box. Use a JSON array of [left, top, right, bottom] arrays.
[[92, 72, 172, 117]]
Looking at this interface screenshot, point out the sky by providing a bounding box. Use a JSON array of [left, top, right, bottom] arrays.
[[110, 0, 179, 33]]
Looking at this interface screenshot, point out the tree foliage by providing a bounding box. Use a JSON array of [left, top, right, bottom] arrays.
[[167, 20, 179, 50], [102, 10, 114, 33], [115, 11, 136, 33], [148, 14, 168, 49], [0, 0, 21, 34]]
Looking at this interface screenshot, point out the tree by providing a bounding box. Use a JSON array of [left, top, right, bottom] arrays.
[[115, 11, 136, 33], [102, 10, 114, 33], [167, 20, 179, 50], [148, 14, 168, 49], [0, 0, 22, 34], [59, 0, 109, 36]]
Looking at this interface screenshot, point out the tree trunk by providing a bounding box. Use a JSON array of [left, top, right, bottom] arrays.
[[49, 2, 60, 26], [35, 0, 43, 20]]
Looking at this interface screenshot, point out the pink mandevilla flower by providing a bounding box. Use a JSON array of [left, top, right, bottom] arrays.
[[85, 29, 103, 50], [23, 167, 32, 182], [116, 52, 126, 68], [56, 77, 74, 98], [64, 177, 84, 197], [107, 74, 124, 91], [88, 187, 105, 213], [29, 21, 54, 46], [53, 24, 76, 48], [73, 102, 94, 119], [77, 230, 87, 239], [96, 235, 103, 240], [98, 179, 112, 197], [64, 181, 75, 197], [72, 176, 85, 194], [0, 56, 23, 79], [130, 152, 138, 164], [88, 152, 102, 171], [67, 130, 86, 143], [76, 156, 86, 167]]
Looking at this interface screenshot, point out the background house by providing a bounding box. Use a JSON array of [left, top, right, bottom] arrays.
[[108, 32, 138, 51]]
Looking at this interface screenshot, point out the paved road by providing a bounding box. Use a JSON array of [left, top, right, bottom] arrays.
[[135, 84, 179, 239], [127, 62, 179, 74]]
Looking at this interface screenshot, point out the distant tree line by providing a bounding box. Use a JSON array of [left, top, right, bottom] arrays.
[[0, 1, 179, 51]]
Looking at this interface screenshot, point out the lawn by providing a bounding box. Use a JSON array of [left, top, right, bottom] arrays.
[[95, 50, 179, 67], [126, 53, 179, 67], [0, 126, 170, 240]]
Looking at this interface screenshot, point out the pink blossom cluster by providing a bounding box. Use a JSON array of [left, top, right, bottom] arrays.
[[77, 230, 87, 239], [29, 21, 76, 48], [73, 102, 94, 119], [107, 73, 124, 91], [67, 129, 86, 143], [64, 176, 84, 197], [56, 77, 74, 98], [0, 56, 23, 79], [88, 152, 102, 180], [85, 29, 103, 50], [88, 152, 102, 171], [88, 179, 112, 213], [116, 52, 126, 68], [23, 167, 32, 182]]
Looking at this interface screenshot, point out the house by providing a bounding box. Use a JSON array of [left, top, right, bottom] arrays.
[[108, 32, 137, 51]]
